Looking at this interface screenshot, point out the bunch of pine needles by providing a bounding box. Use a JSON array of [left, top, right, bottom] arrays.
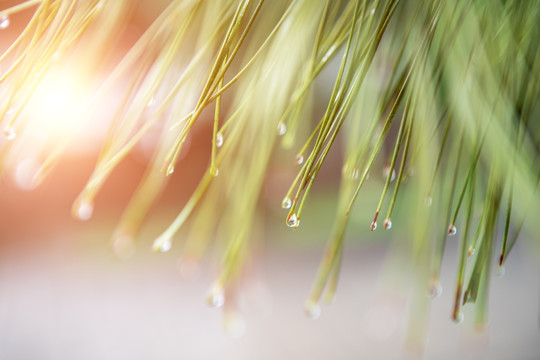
[[1, 0, 539, 343]]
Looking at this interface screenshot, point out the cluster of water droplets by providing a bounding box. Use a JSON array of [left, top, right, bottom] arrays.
[[281, 193, 299, 228]]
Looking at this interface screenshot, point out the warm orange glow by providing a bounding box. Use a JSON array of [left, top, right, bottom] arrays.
[[26, 71, 88, 142]]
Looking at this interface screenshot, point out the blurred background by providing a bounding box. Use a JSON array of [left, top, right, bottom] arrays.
[[0, 1, 539, 359]]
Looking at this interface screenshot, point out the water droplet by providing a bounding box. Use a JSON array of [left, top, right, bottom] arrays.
[[351, 168, 360, 180], [304, 301, 321, 320], [453, 311, 464, 324], [206, 285, 225, 308], [277, 122, 286, 136], [281, 197, 292, 209], [371, 8, 375, 15], [210, 167, 219, 177], [496, 266, 505, 278], [3, 126, 15, 140], [167, 165, 175, 175], [383, 219, 392, 230], [448, 225, 457, 236], [370, 221, 377, 231], [467, 247, 476, 257], [12, 158, 41, 190], [216, 133, 224, 147], [295, 155, 304, 165], [286, 213, 298, 228], [0, 14, 10, 30], [428, 281, 442, 298], [151, 235, 169, 252], [383, 165, 396, 182], [160, 238, 172, 253], [424, 196, 432, 207], [76, 201, 94, 221], [147, 97, 156, 107]]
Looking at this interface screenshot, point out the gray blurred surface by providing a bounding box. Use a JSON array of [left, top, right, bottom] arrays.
[[0, 218, 538, 360]]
